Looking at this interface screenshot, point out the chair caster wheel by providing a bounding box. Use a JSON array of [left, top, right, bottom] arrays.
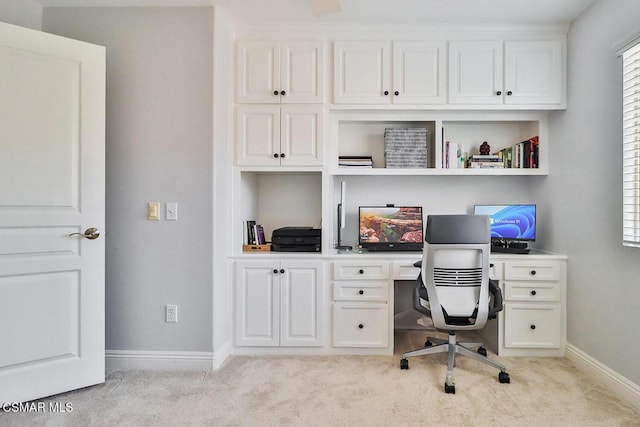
[[477, 346, 487, 357], [444, 383, 456, 394], [499, 372, 510, 384], [425, 340, 433, 347], [400, 358, 409, 370]]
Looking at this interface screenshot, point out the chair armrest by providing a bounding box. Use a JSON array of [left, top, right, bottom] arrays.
[[412, 274, 431, 316], [413, 260, 422, 268], [488, 279, 503, 319]]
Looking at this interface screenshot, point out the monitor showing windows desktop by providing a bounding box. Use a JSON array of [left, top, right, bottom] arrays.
[[358, 206, 424, 251], [473, 204, 536, 254]]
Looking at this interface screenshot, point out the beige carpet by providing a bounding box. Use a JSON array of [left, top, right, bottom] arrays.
[[2, 330, 639, 426]]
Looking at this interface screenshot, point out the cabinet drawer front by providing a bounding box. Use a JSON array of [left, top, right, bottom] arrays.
[[392, 260, 421, 280], [333, 281, 389, 302], [333, 262, 389, 280], [489, 261, 504, 281], [504, 303, 561, 349], [333, 303, 389, 347], [504, 262, 562, 281], [504, 282, 561, 302]]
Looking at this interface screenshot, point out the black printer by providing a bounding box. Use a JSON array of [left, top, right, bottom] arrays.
[[271, 227, 321, 252]]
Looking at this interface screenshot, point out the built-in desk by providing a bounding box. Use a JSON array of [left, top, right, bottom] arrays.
[[233, 251, 566, 357], [328, 250, 567, 357]]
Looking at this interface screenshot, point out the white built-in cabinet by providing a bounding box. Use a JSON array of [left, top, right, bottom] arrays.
[[449, 40, 563, 106], [236, 105, 323, 166], [333, 40, 446, 105], [235, 259, 323, 347], [236, 40, 324, 104]]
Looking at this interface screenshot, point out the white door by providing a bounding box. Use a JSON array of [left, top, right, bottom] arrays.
[[280, 41, 324, 104], [235, 261, 280, 346], [236, 106, 281, 166], [280, 106, 323, 166], [333, 41, 391, 104], [236, 41, 280, 104], [0, 22, 105, 403], [448, 40, 503, 105], [392, 41, 446, 105], [280, 261, 322, 346], [504, 40, 563, 105]]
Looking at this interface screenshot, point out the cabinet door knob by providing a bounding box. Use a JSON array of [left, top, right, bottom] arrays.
[[496, 90, 502, 96], [394, 91, 399, 96], [280, 268, 285, 274], [530, 324, 536, 330], [280, 153, 286, 158], [530, 270, 537, 276], [358, 323, 364, 329], [358, 289, 364, 295], [273, 90, 279, 96], [531, 290, 537, 296], [383, 90, 389, 96], [507, 90, 513, 96], [358, 269, 364, 274], [273, 153, 279, 158], [280, 90, 286, 96], [273, 269, 278, 274]]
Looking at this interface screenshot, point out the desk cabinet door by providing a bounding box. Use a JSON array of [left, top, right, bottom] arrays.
[[504, 303, 561, 348], [333, 303, 389, 347], [280, 261, 323, 347]]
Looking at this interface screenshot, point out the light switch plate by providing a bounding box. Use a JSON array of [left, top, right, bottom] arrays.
[[148, 202, 160, 220], [166, 202, 178, 221]]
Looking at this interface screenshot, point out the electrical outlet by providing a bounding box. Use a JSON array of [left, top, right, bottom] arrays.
[[166, 304, 178, 323]]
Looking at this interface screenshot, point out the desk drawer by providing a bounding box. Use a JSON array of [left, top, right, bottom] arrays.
[[392, 260, 421, 280], [333, 302, 389, 347], [504, 261, 562, 281], [333, 281, 389, 302], [504, 282, 561, 302], [333, 262, 389, 280], [504, 303, 561, 349]]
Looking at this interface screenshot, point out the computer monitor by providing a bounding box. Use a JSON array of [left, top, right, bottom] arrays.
[[358, 206, 423, 251], [473, 204, 536, 253]]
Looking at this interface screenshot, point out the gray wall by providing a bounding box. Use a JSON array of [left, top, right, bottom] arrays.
[[0, 0, 41, 30], [540, 0, 640, 384], [43, 7, 214, 352]]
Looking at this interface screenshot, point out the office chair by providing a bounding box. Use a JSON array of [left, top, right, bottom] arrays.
[[399, 214, 510, 394]]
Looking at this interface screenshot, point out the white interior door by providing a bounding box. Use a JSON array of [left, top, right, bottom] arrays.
[[0, 22, 105, 403]]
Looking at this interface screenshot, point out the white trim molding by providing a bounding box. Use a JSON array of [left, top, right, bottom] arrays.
[[105, 350, 214, 371], [212, 340, 232, 370], [566, 343, 640, 412]]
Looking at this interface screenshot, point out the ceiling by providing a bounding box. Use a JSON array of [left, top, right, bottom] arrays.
[[31, 0, 597, 25]]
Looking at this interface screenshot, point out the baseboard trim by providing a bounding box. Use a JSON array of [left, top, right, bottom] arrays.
[[105, 350, 214, 371], [212, 340, 232, 370], [566, 343, 640, 411]]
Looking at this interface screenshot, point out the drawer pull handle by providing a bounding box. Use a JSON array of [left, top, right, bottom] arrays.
[[280, 269, 285, 274], [359, 290, 364, 295], [530, 270, 537, 276], [530, 324, 536, 330], [358, 269, 364, 274], [358, 324, 364, 329], [273, 269, 278, 274], [531, 290, 537, 296]]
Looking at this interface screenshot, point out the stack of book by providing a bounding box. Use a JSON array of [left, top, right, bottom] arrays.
[[443, 141, 465, 169], [338, 155, 373, 168], [245, 220, 266, 245], [496, 136, 539, 169], [469, 154, 504, 169]]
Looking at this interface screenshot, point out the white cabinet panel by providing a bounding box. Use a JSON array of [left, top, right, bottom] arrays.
[[334, 41, 391, 104], [237, 40, 324, 104], [333, 303, 389, 347], [504, 303, 561, 348], [448, 40, 503, 105], [504, 41, 562, 105], [393, 41, 446, 105]]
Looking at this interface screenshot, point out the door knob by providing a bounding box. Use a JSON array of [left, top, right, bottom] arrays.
[[68, 227, 100, 240]]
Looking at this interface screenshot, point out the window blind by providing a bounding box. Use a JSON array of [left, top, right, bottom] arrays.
[[623, 42, 640, 247]]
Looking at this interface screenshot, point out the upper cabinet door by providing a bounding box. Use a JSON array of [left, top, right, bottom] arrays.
[[448, 41, 503, 105], [280, 106, 324, 166], [280, 41, 324, 104], [237, 41, 280, 103], [392, 41, 446, 105], [504, 40, 563, 106], [334, 41, 391, 104], [237, 40, 324, 104], [236, 106, 281, 165]]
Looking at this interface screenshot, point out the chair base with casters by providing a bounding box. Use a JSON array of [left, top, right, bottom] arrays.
[[400, 330, 510, 394]]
